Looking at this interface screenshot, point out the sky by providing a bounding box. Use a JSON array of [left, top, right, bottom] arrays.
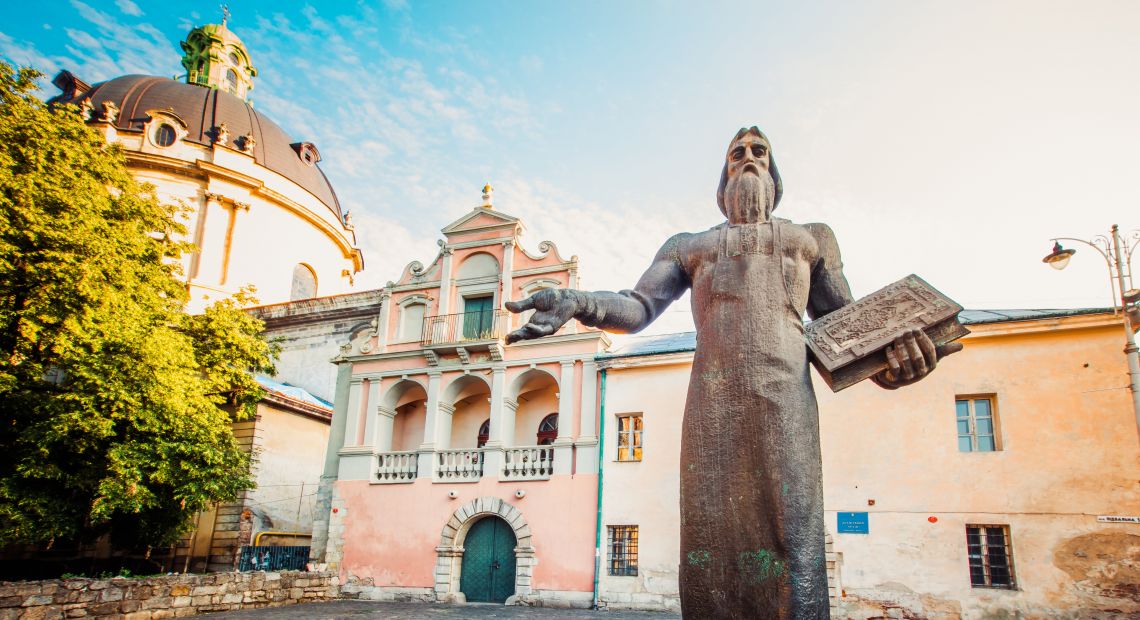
[[4, 0, 1140, 335]]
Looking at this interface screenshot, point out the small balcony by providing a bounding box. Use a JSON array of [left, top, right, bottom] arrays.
[[375, 451, 418, 484], [374, 447, 557, 484], [421, 310, 510, 354], [500, 446, 554, 481], [434, 448, 485, 482]]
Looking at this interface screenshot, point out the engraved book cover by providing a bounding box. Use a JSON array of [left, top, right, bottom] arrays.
[[805, 274, 969, 392]]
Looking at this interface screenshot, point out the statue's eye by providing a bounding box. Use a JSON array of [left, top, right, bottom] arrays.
[[752, 144, 767, 157], [731, 147, 746, 161]]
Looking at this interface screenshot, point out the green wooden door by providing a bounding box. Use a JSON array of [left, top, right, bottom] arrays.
[[462, 296, 495, 340], [459, 517, 517, 603]]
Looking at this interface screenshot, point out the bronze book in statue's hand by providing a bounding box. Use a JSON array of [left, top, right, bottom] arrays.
[[805, 274, 969, 392]]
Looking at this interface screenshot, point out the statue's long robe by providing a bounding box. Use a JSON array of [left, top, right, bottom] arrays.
[[587, 218, 853, 619]]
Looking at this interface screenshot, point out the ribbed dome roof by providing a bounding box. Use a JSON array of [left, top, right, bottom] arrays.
[[61, 75, 342, 218]]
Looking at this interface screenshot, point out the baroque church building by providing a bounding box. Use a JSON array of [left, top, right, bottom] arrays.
[[47, 15, 362, 312], [40, 15, 365, 573]]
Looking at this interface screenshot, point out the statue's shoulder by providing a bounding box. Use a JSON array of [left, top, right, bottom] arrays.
[[800, 221, 841, 256], [800, 221, 838, 242]]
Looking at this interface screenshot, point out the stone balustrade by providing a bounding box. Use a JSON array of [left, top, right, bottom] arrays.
[[434, 449, 484, 481], [500, 446, 554, 481], [375, 451, 418, 483]]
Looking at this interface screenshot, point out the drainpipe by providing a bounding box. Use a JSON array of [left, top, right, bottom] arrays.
[[591, 368, 607, 610]]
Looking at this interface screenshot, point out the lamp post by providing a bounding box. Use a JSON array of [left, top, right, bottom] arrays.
[[1043, 224, 1140, 445]]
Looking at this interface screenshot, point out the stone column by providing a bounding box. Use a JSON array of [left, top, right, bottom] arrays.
[[483, 366, 508, 476], [342, 379, 364, 447], [502, 399, 519, 448], [575, 360, 600, 474], [377, 288, 392, 353], [374, 405, 397, 452], [311, 361, 353, 562], [553, 361, 576, 475], [436, 403, 456, 449], [437, 246, 454, 316], [418, 371, 443, 477], [501, 241, 515, 309], [358, 379, 380, 448]]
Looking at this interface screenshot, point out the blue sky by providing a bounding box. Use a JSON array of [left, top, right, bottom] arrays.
[[5, 1, 1140, 334]]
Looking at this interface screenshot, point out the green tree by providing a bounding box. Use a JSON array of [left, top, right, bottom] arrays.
[[0, 62, 275, 549]]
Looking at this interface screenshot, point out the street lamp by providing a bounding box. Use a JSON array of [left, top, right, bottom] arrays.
[[1043, 224, 1140, 445]]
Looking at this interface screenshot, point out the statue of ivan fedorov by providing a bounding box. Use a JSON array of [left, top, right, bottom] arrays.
[[506, 127, 958, 619]]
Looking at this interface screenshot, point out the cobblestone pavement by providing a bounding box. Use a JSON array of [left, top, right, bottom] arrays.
[[200, 601, 680, 619]]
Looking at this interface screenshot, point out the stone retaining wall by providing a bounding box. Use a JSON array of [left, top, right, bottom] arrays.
[[0, 571, 336, 619]]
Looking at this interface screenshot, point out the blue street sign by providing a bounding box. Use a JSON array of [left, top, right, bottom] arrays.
[[837, 512, 869, 534]]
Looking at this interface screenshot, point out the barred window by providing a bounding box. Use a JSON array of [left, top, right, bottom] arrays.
[[607, 525, 638, 576], [956, 396, 999, 452], [616, 414, 643, 461], [967, 524, 1016, 588]]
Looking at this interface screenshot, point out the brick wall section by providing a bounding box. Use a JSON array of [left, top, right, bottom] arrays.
[[0, 571, 336, 619]]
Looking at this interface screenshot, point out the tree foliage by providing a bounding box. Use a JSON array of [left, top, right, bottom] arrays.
[[0, 62, 276, 549]]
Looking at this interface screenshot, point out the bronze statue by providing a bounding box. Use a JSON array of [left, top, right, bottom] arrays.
[[505, 127, 960, 619]]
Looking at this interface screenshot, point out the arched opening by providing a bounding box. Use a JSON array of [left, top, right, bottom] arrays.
[[290, 263, 318, 300], [509, 369, 559, 448], [477, 419, 490, 448], [436, 497, 535, 605], [384, 380, 428, 452], [459, 516, 517, 604], [224, 68, 239, 94], [398, 300, 427, 341], [456, 252, 500, 279], [442, 375, 491, 450], [537, 413, 558, 445]]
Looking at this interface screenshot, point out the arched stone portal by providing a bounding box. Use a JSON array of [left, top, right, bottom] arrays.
[[435, 497, 535, 605]]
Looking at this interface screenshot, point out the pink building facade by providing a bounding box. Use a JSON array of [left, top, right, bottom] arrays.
[[311, 190, 608, 606]]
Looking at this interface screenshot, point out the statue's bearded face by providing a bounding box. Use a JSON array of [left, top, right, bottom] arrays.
[[723, 133, 776, 224]]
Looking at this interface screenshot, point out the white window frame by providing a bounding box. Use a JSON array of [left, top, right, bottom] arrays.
[[396, 295, 432, 343], [956, 395, 1000, 452], [615, 413, 643, 462]]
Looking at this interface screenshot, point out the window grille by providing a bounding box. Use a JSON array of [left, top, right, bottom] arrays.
[[966, 525, 1015, 588], [155, 124, 176, 147], [607, 525, 639, 576], [956, 396, 998, 452], [616, 414, 643, 461], [537, 413, 558, 445]]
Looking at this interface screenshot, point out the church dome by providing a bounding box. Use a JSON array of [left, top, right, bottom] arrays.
[[56, 75, 342, 219]]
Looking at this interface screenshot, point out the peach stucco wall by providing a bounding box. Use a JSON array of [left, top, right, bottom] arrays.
[[335, 475, 598, 592], [599, 315, 1140, 617]]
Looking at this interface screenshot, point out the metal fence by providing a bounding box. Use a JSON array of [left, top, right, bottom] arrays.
[[421, 309, 509, 345], [238, 546, 310, 572]]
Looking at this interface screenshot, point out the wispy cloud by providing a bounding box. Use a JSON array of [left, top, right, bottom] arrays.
[[115, 0, 143, 17]]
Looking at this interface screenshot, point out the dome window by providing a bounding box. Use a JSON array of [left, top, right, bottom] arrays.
[[155, 123, 177, 147], [291, 142, 322, 167], [225, 69, 239, 93], [290, 263, 318, 300], [229, 52, 241, 66]]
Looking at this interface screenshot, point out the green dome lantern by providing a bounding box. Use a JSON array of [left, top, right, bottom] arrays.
[[180, 8, 258, 101]]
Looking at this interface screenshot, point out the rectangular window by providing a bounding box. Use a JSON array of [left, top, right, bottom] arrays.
[[461, 295, 495, 339], [616, 414, 643, 461], [607, 525, 639, 576], [956, 396, 998, 452], [967, 524, 1015, 588]]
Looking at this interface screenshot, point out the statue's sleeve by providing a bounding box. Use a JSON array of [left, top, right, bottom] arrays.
[[805, 223, 855, 320], [574, 233, 692, 333]]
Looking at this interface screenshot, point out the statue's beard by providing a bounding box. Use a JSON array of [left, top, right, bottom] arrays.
[[725, 170, 775, 224]]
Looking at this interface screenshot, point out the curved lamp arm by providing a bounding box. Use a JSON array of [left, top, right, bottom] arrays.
[[1050, 235, 1120, 309]]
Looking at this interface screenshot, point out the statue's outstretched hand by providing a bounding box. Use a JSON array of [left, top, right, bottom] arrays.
[[874, 328, 963, 389], [504, 289, 581, 344]]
